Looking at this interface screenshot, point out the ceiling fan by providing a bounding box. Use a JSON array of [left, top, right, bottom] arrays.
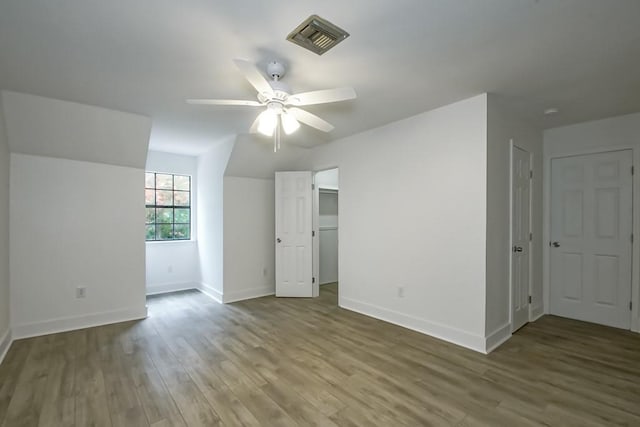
[[187, 59, 356, 151]]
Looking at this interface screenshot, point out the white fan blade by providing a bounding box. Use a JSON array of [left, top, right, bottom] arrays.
[[287, 107, 334, 132], [233, 59, 274, 96], [287, 87, 356, 106], [186, 99, 262, 106]]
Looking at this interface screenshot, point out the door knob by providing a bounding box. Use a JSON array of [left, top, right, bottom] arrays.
[[513, 246, 523, 253], [276, 238, 281, 243], [552, 241, 560, 248]]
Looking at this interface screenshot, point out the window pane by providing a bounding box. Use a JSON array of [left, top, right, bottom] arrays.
[[157, 208, 173, 223], [145, 208, 155, 223], [157, 224, 173, 240], [174, 191, 190, 207], [156, 190, 173, 206], [174, 175, 190, 191], [174, 224, 190, 240], [175, 208, 190, 223], [156, 174, 173, 189], [146, 225, 155, 240], [145, 172, 155, 188], [145, 172, 193, 241], [145, 189, 155, 205]]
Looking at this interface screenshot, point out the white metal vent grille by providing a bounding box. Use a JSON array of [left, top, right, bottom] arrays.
[[286, 15, 349, 55]]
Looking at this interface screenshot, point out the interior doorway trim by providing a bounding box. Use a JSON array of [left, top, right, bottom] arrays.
[[542, 145, 638, 333], [313, 167, 340, 301]]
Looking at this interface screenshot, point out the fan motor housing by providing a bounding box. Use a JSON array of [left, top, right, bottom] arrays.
[[267, 61, 285, 79]]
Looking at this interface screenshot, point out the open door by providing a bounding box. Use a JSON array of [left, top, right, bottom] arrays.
[[275, 171, 314, 297], [511, 144, 531, 332]]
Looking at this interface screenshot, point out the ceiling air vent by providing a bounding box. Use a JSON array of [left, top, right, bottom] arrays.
[[286, 15, 349, 55]]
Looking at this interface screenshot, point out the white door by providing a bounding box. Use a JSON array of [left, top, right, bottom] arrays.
[[275, 171, 313, 297], [511, 145, 531, 332], [550, 150, 632, 329]]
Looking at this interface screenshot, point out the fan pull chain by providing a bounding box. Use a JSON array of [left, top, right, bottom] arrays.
[[273, 116, 281, 152]]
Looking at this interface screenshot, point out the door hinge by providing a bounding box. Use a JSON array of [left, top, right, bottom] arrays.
[[529, 232, 533, 241], [312, 184, 315, 190], [529, 170, 533, 179], [632, 233, 634, 243], [630, 301, 633, 311], [312, 277, 316, 284], [632, 166, 635, 175], [312, 230, 315, 237], [528, 295, 532, 304]]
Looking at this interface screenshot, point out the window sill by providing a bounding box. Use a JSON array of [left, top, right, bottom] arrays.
[[145, 239, 197, 245]]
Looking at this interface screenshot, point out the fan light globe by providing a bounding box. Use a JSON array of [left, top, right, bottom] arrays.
[[281, 112, 300, 135], [257, 110, 277, 136]]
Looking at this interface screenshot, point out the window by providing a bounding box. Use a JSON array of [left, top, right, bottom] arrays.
[[145, 172, 191, 241]]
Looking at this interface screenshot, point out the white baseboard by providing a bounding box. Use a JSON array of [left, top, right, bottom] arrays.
[[530, 309, 545, 322], [0, 328, 12, 366], [632, 316, 639, 333], [12, 306, 148, 339], [340, 297, 486, 353], [198, 282, 223, 304], [223, 285, 274, 303], [146, 282, 199, 296], [196, 283, 274, 304], [485, 322, 512, 353]]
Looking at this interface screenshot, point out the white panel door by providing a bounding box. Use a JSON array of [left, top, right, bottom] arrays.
[[275, 171, 313, 297], [511, 145, 531, 332], [550, 150, 632, 329]]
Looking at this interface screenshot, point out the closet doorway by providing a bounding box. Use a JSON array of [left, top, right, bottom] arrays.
[[314, 168, 339, 304]]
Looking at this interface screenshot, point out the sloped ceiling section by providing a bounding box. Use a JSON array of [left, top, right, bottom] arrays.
[[224, 134, 311, 179], [1, 91, 151, 169]]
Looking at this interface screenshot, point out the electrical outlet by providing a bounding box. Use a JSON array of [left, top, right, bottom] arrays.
[[397, 286, 404, 298], [76, 287, 87, 299]]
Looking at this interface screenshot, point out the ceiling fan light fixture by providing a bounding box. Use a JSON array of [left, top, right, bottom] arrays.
[[257, 110, 277, 136], [281, 112, 300, 135], [187, 58, 356, 151]]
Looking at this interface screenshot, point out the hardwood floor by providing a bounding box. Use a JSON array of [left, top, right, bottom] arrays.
[[1, 283, 639, 426]]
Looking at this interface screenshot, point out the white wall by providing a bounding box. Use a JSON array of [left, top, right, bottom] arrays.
[[145, 151, 200, 294], [544, 112, 640, 332], [197, 137, 235, 302], [307, 94, 489, 351], [0, 99, 11, 361], [10, 154, 147, 338], [2, 92, 150, 339], [315, 168, 339, 190], [225, 134, 310, 179], [485, 95, 543, 349], [223, 176, 276, 302]]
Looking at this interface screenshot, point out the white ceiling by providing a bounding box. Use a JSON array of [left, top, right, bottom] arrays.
[[1, 0, 639, 156]]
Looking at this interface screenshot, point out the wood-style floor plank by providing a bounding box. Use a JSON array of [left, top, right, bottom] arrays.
[[1, 283, 639, 426]]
